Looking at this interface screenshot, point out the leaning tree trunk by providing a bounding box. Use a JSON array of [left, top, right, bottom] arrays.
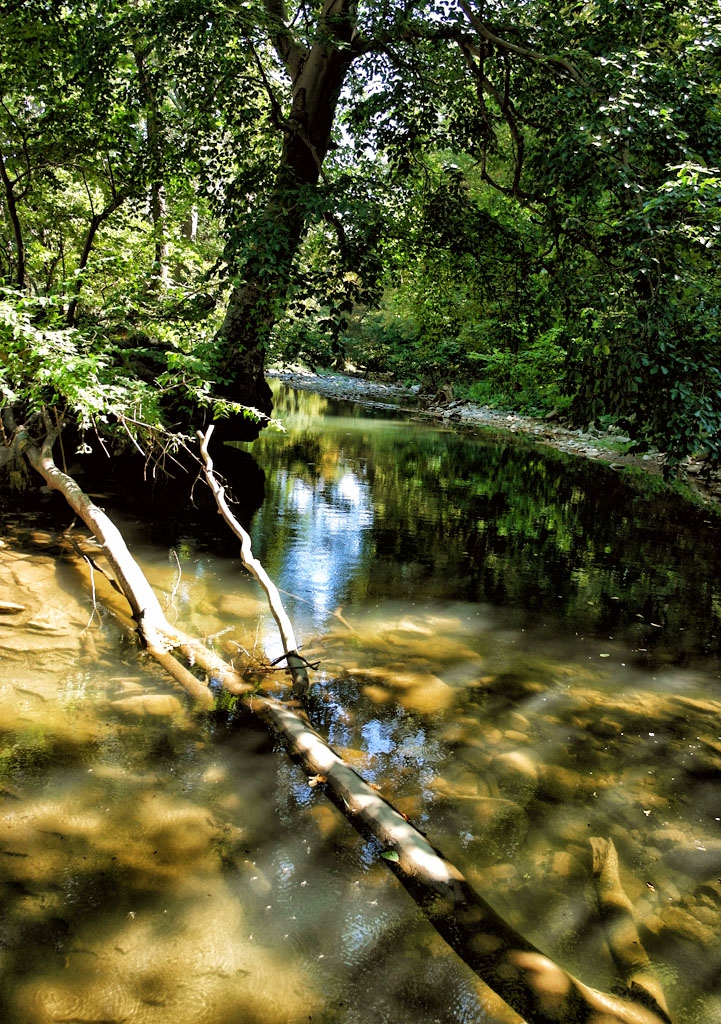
[[14, 417, 250, 703], [66, 187, 131, 327], [134, 43, 170, 293], [213, 0, 359, 437]]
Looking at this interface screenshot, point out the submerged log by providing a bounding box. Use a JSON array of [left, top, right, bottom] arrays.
[[17, 420, 673, 1024], [250, 697, 672, 1024], [591, 837, 672, 1023]]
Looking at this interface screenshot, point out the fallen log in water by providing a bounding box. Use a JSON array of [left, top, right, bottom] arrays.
[[15, 417, 673, 1024], [591, 837, 672, 1022], [249, 697, 673, 1024], [16, 419, 250, 706], [197, 425, 310, 696]]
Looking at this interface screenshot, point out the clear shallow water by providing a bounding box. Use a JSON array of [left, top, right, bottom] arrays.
[[1, 384, 721, 1023]]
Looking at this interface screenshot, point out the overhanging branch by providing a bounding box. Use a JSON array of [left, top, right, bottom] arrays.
[[457, 0, 584, 83]]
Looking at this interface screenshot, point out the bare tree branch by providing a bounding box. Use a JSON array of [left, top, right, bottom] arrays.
[[198, 425, 310, 695], [457, 0, 584, 83]]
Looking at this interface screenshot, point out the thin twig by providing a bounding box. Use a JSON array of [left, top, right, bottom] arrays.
[[82, 557, 104, 631], [164, 548, 182, 621]]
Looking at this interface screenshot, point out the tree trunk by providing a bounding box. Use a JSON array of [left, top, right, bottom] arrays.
[[182, 205, 198, 243], [150, 178, 170, 290], [213, 0, 359, 433], [66, 188, 131, 326], [0, 145, 26, 290], [134, 43, 170, 292]]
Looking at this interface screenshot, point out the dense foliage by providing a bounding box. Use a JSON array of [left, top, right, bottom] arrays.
[[1, 0, 719, 472]]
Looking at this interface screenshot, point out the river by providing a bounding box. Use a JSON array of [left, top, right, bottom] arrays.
[[0, 381, 720, 1023]]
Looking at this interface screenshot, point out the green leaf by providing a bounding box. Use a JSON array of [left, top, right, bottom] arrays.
[[381, 850, 400, 862]]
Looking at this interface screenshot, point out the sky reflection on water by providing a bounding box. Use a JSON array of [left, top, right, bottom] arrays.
[[273, 466, 374, 630], [249, 383, 721, 672]]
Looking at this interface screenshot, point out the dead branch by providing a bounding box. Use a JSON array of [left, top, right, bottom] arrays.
[[197, 425, 310, 695]]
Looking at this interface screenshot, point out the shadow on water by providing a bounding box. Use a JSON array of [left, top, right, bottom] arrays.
[[1, 382, 721, 1023], [24, 432, 269, 548]]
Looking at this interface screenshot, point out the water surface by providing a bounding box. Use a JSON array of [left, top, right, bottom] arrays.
[[1, 384, 720, 1023]]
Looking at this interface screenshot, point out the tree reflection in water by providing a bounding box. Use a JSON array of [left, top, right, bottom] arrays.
[[252, 381, 721, 669]]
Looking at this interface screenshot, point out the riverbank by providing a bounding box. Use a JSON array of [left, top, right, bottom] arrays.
[[269, 368, 721, 508]]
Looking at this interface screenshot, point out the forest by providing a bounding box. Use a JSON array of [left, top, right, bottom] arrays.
[[1, 0, 720, 478], [1, 3, 721, 1024]]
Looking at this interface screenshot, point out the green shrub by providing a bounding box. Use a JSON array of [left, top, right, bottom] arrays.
[[462, 329, 569, 415]]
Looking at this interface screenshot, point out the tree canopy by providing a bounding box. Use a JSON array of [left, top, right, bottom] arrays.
[[1, 0, 719, 472]]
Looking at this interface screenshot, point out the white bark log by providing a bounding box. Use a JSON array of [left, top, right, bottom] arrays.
[[17, 423, 248, 703], [249, 697, 672, 1024], [197, 426, 309, 694]]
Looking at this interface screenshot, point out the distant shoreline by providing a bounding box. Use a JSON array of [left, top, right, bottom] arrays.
[[269, 367, 721, 510]]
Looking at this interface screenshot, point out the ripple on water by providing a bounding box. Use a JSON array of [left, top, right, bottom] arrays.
[[12, 888, 324, 1024]]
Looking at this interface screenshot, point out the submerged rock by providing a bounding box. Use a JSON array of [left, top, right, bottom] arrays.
[[491, 750, 538, 806], [110, 694, 186, 717]]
